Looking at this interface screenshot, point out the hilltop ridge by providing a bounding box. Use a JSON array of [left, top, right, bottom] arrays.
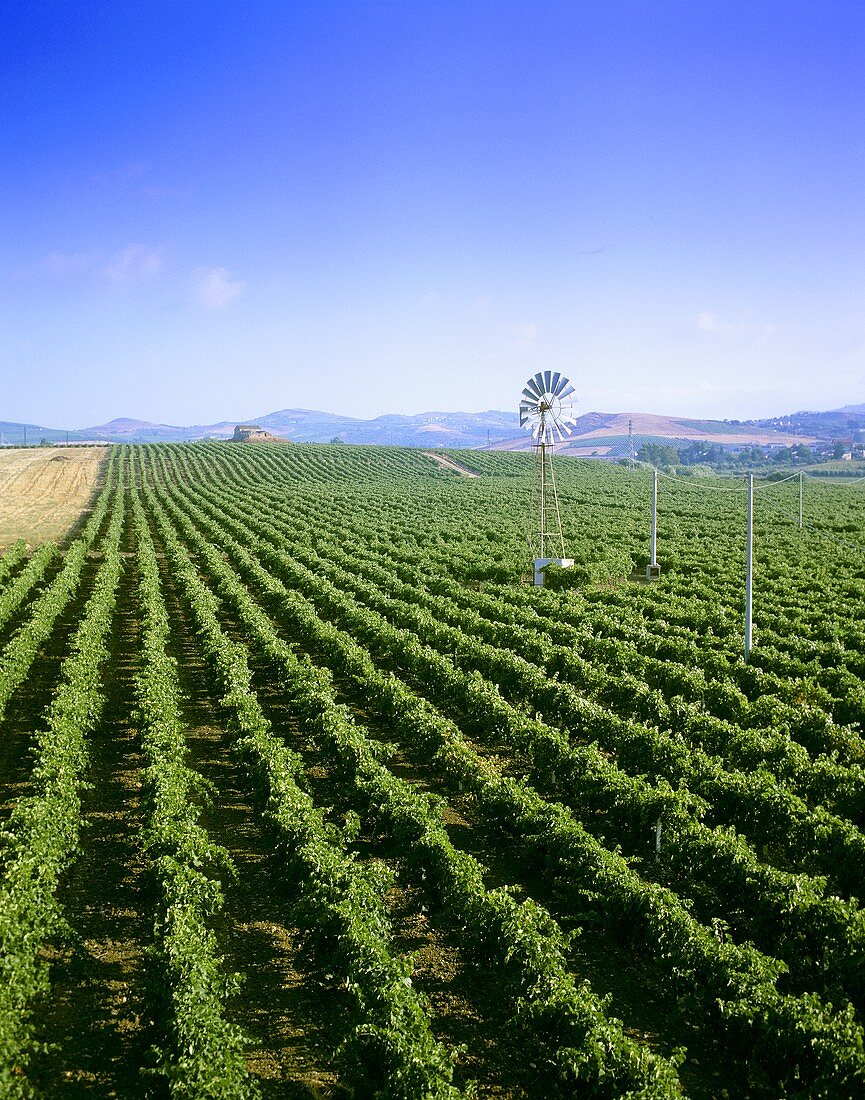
[[1, 401, 862, 451]]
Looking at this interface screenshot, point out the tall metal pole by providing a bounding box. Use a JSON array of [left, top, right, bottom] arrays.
[[547, 447, 566, 558], [650, 468, 658, 568], [628, 418, 634, 472], [798, 470, 803, 530], [744, 473, 754, 661], [539, 439, 546, 559]]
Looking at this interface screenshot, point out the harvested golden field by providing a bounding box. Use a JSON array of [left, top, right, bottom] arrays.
[[0, 447, 107, 548]]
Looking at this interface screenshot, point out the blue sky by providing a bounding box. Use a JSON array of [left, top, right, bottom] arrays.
[[2, 1, 863, 429]]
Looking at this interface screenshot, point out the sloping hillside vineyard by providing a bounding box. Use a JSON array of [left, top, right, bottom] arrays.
[[2, 443, 865, 1098]]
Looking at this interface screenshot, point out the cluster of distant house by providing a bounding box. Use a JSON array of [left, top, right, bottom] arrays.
[[637, 438, 865, 469]]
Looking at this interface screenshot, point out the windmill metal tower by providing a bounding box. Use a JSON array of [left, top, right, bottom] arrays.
[[519, 371, 578, 585]]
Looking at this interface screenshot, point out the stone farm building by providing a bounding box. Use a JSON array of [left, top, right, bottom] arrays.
[[230, 424, 288, 444]]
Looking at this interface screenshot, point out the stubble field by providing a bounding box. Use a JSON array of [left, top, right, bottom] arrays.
[[0, 447, 107, 549]]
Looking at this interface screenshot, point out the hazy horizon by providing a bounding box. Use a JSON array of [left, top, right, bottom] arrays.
[[5, 398, 865, 437]]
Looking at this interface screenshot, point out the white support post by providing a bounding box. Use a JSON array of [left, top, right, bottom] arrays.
[[799, 470, 803, 531], [744, 473, 753, 661], [645, 468, 661, 580]]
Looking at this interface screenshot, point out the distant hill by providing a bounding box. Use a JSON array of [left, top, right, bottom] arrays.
[[754, 405, 865, 439], [0, 421, 92, 445], [1, 400, 860, 450], [82, 417, 238, 443], [555, 412, 815, 452], [255, 408, 518, 447]]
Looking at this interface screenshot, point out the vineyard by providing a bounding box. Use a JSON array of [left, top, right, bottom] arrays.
[[2, 442, 865, 1098]]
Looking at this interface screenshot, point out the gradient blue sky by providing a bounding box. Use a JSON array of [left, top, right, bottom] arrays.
[[2, 1, 864, 429]]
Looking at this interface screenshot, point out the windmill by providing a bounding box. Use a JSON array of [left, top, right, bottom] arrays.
[[519, 371, 578, 585]]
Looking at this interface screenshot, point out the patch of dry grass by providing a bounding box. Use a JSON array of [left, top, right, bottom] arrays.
[[0, 447, 108, 548]]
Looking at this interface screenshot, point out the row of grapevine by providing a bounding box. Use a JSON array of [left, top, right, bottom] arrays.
[[138, 445, 865, 1095], [0, 543, 58, 636], [0, 470, 124, 1096], [156, 464, 865, 1012], [4, 439, 857, 1094], [129, 475, 259, 1099], [0, 451, 118, 724], [141, 469, 687, 1098], [0, 541, 29, 590], [143, 482, 470, 1099]]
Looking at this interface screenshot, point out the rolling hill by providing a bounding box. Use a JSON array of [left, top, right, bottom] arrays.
[[1, 402, 859, 450]]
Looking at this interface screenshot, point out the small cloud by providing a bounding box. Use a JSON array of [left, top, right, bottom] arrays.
[[38, 243, 164, 282], [102, 243, 164, 281], [194, 266, 244, 310], [696, 310, 717, 332], [696, 309, 774, 338], [511, 322, 539, 349]]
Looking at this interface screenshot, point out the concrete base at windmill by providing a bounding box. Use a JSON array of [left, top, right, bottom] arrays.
[[533, 558, 574, 586]]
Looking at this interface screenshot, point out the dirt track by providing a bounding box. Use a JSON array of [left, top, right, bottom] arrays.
[[423, 452, 479, 477], [0, 447, 107, 548]]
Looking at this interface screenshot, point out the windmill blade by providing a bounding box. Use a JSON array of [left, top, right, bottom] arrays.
[[523, 378, 542, 400], [532, 371, 546, 395], [550, 371, 562, 395], [552, 416, 572, 441], [558, 384, 576, 401], [551, 399, 574, 423], [542, 369, 553, 393]]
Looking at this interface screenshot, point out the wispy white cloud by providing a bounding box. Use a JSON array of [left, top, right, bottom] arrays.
[[696, 310, 775, 337], [194, 266, 245, 310], [696, 310, 733, 333], [38, 243, 164, 282], [102, 243, 164, 281]]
